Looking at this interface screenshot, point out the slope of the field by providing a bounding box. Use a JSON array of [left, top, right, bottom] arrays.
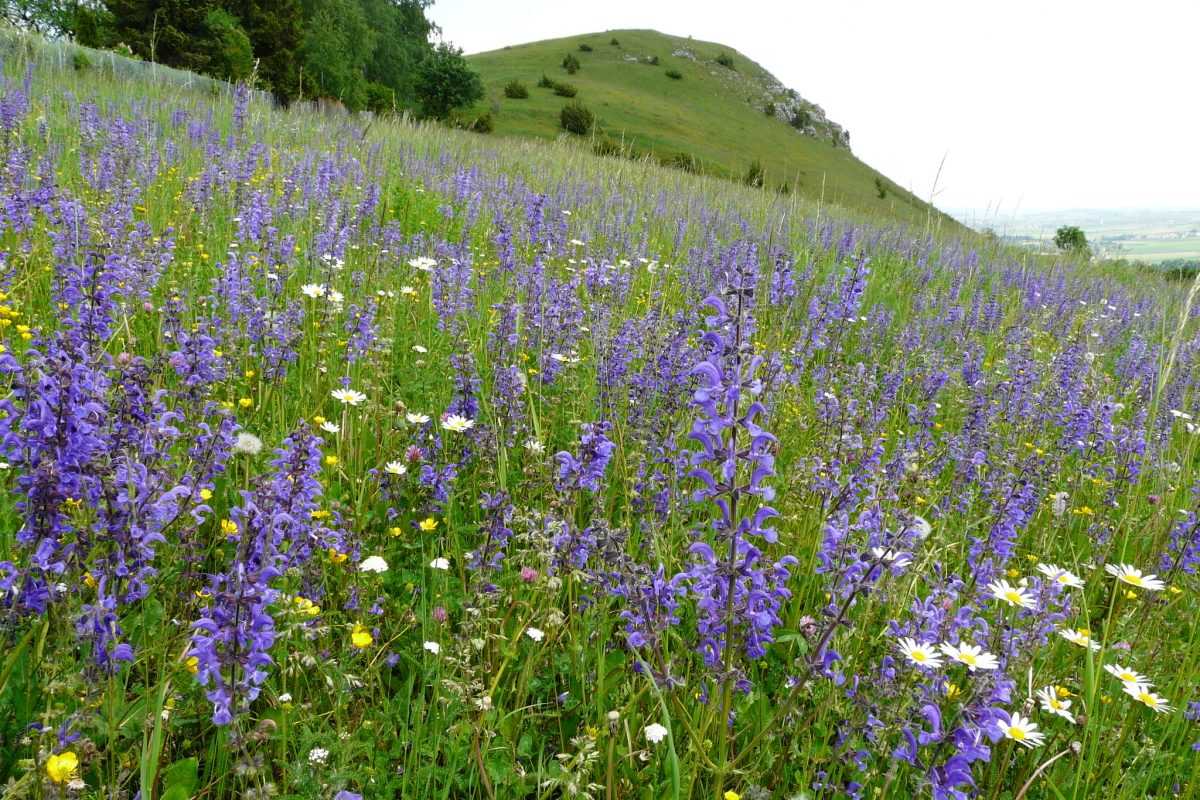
[[468, 29, 955, 228]]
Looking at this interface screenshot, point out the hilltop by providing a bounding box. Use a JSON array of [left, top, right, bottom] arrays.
[[467, 29, 955, 227]]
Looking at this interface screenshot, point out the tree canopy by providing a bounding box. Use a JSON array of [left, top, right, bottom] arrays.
[[6, 0, 471, 111], [1053, 225, 1089, 253], [413, 41, 484, 119]]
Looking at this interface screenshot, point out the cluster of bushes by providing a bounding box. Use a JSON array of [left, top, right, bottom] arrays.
[[447, 109, 494, 134], [665, 68, 683, 79], [1158, 259, 1200, 279], [503, 79, 528, 99], [563, 52, 581, 74], [554, 82, 577, 97], [790, 108, 813, 130]]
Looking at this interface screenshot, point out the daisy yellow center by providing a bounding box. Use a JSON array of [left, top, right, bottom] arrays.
[[1120, 672, 1136, 682], [1049, 698, 1062, 709], [912, 651, 927, 663], [1008, 726, 1026, 741], [1139, 693, 1156, 706], [1123, 575, 1144, 587], [1004, 590, 1024, 603], [1056, 575, 1070, 583], [961, 653, 977, 665]]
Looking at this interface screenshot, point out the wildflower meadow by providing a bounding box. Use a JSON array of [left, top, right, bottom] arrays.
[[2, 57, 1200, 800]]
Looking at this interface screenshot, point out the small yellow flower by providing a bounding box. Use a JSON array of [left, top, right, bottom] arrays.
[[212, 349, 222, 358], [389, 526, 403, 538], [294, 597, 320, 616], [1170, 585, 1182, 595], [1124, 589, 1138, 599], [46, 752, 78, 783], [195, 589, 211, 599], [724, 793, 740, 800], [944, 682, 963, 700], [185, 656, 199, 674], [199, 489, 213, 500], [351, 624, 373, 648], [244, 369, 255, 378], [1056, 686, 1072, 698], [1006, 568, 1020, 578], [310, 509, 331, 519], [314, 415, 326, 425], [419, 517, 438, 531], [220, 519, 238, 536], [238, 398, 253, 408], [328, 549, 348, 564], [325, 455, 339, 466], [83, 572, 97, 589]]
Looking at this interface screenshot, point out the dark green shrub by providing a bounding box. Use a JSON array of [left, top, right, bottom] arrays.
[[72, 51, 91, 71], [578, 43, 593, 52], [415, 42, 486, 119], [874, 177, 888, 200], [665, 68, 682, 79], [553, 82, 577, 98], [448, 109, 494, 134], [744, 159, 765, 187], [563, 53, 581, 74], [364, 82, 395, 113], [648, 55, 660, 65], [777, 182, 791, 195], [504, 79, 528, 99], [715, 52, 735, 69], [764, 102, 775, 117], [610, 37, 620, 46], [661, 151, 702, 173], [790, 109, 813, 130], [593, 135, 624, 158], [537, 73, 554, 88], [559, 101, 595, 135]]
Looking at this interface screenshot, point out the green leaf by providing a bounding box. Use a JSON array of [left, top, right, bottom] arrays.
[[160, 757, 198, 800]]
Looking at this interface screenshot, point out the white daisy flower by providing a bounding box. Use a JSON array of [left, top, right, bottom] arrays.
[[320, 421, 341, 434], [408, 257, 437, 271], [896, 638, 943, 669], [359, 556, 389, 574], [985, 579, 1037, 610], [406, 413, 430, 424], [1104, 564, 1166, 591], [384, 461, 407, 476], [412, 345, 428, 353], [400, 285, 417, 296], [871, 548, 913, 567], [1104, 663, 1152, 687], [1057, 628, 1101, 651], [429, 557, 450, 570], [1170, 409, 1193, 420], [331, 388, 367, 406], [423, 641, 441, 654], [524, 437, 546, 453], [328, 290, 345, 304], [1034, 686, 1076, 723], [1122, 683, 1174, 712], [644, 723, 668, 744], [278, 692, 292, 702], [999, 713, 1045, 748], [1036, 563, 1084, 588], [301, 283, 326, 298], [938, 643, 1000, 671], [441, 414, 475, 432], [525, 627, 545, 642]]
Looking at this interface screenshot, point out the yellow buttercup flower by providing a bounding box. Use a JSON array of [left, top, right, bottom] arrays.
[[419, 517, 438, 531], [220, 519, 238, 536], [185, 656, 199, 674], [389, 526, 402, 538], [199, 488, 213, 501], [351, 624, 373, 648], [328, 549, 348, 564], [325, 455, 339, 466], [46, 752, 78, 782], [83, 572, 97, 589], [238, 398, 253, 408]]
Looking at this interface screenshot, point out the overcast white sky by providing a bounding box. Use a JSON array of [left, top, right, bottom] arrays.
[[430, 0, 1198, 218]]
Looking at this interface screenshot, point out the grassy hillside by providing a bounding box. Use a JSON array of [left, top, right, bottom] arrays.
[[468, 29, 953, 227]]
